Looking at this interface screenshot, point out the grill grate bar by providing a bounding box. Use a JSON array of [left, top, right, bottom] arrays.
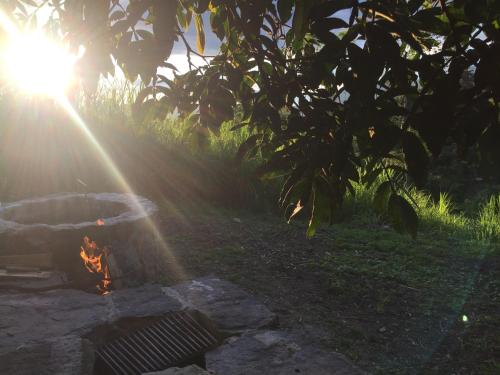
[[108, 341, 146, 374], [148, 324, 184, 361], [176, 312, 215, 347], [98, 346, 134, 375], [158, 317, 201, 352], [135, 330, 172, 364], [170, 313, 206, 349], [96, 311, 219, 375], [125, 335, 161, 369], [155, 320, 192, 357], [184, 312, 219, 344]]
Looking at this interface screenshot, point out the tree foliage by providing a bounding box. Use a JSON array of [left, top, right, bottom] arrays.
[[8, 0, 500, 237]]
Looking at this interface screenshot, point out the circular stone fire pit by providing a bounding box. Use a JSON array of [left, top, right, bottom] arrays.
[[0, 192, 159, 289], [0, 192, 157, 230]]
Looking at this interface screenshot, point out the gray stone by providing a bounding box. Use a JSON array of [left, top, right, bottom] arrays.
[[206, 330, 366, 375], [110, 283, 183, 318], [109, 231, 176, 287], [0, 192, 157, 233], [162, 277, 277, 333], [142, 365, 211, 375], [0, 335, 95, 375], [0, 270, 67, 291], [0, 284, 180, 355]]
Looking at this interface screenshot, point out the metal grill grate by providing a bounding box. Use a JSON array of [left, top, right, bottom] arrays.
[[95, 311, 220, 375]]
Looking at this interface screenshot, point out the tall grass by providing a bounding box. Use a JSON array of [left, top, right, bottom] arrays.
[[71, 81, 500, 241], [348, 175, 498, 243], [477, 194, 500, 241]]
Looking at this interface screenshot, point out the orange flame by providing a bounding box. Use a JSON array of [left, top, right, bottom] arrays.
[[79, 236, 111, 294]]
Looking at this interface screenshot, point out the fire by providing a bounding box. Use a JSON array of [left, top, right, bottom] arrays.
[[79, 236, 111, 294]]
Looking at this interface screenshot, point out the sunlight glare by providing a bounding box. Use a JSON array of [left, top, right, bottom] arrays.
[[1, 32, 76, 96], [0, 9, 187, 282]]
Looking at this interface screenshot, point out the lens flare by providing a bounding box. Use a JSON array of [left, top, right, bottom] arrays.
[[2, 33, 76, 96], [1, 32, 76, 96]]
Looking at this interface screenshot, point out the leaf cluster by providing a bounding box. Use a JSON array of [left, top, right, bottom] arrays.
[[20, 0, 500, 237]]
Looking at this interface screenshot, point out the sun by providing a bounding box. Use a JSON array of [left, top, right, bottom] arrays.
[[1, 32, 77, 97]]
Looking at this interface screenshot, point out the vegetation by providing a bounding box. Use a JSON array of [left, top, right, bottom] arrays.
[[0, 1, 499, 372], [161, 176, 499, 374], [67, 81, 500, 243], [5, 0, 499, 237]]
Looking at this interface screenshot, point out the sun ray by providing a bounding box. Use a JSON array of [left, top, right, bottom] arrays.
[[0, 8, 187, 281], [59, 97, 188, 281]]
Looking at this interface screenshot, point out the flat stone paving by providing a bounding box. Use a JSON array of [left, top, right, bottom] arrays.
[[0, 278, 365, 374]]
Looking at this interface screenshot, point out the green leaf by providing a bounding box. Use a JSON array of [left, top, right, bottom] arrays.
[[292, 1, 311, 40], [363, 167, 383, 188], [311, 0, 353, 19], [408, 0, 425, 13], [110, 10, 125, 22], [277, 0, 294, 23], [306, 187, 320, 238], [195, 0, 210, 13], [307, 179, 335, 238], [195, 13, 205, 54], [315, 17, 348, 30], [387, 193, 419, 238], [402, 131, 429, 188], [373, 180, 392, 214], [371, 125, 403, 157], [236, 134, 260, 162]]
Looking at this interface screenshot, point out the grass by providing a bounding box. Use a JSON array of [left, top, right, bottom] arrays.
[[164, 198, 499, 373], [478, 194, 500, 241]]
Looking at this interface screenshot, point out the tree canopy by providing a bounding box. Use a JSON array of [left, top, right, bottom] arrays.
[[5, 0, 500, 237]]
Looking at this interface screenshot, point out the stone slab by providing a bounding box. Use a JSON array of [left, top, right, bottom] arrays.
[[0, 284, 180, 355], [0, 335, 95, 375], [0, 270, 67, 291], [206, 330, 366, 375], [162, 277, 277, 333]]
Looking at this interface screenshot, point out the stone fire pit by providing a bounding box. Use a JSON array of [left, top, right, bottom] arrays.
[[0, 192, 160, 289]]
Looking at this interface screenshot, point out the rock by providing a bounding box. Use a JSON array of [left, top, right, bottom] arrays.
[[162, 277, 277, 333], [0, 278, 362, 375], [142, 365, 211, 375], [0, 284, 180, 355], [0, 335, 95, 375], [109, 283, 182, 319], [0, 270, 67, 291], [206, 330, 366, 375], [109, 231, 176, 287]]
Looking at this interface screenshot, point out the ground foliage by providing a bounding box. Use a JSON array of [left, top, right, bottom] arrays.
[[9, 0, 500, 237]]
